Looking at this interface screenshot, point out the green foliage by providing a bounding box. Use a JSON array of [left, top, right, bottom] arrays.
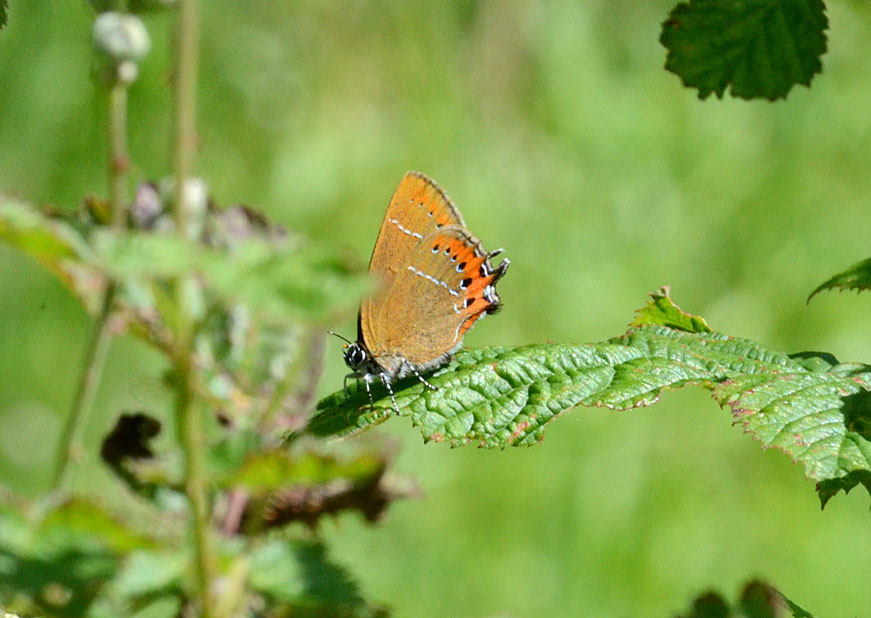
[[807, 256, 871, 302], [221, 445, 420, 533], [313, 291, 871, 505], [0, 192, 367, 428], [632, 285, 712, 333], [1, 1, 869, 616], [0, 0, 7, 30], [0, 499, 129, 617], [248, 539, 388, 617], [660, 0, 828, 100], [676, 580, 813, 618], [712, 360, 871, 506]]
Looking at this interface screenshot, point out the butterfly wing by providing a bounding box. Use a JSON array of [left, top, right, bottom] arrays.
[[371, 224, 507, 372], [361, 171, 508, 375], [359, 172, 465, 363]]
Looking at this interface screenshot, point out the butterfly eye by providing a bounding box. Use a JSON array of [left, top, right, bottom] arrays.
[[344, 343, 367, 368]]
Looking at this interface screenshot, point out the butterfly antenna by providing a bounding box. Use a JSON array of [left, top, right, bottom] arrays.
[[327, 330, 354, 346]]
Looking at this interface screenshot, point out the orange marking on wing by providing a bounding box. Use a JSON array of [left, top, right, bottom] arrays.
[[457, 312, 486, 339]]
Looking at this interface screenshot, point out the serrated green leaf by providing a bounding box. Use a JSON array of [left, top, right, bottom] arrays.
[[712, 368, 871, 490], [631, 285, 712, 333], [313, 288, 871, 504], [815, 470, 871, 509], [249, 540, 387, 617], [312, 327, 804, 447], [660, 0, 828, 101], [807, 256, 871, 302]]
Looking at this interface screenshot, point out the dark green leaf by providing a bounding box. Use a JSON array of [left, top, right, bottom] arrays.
[[712, 366, 871, 499], [660, 0, 828, 100], [807, 256, 871, 302], [100, 412, 181, 500], [0, 504, 119, 618], [676, 580, 814, 618], [815, 470, 871, 508], [249, 540, 388, 617], [740, 580, 814, 618], [1, 0, 7, 29]]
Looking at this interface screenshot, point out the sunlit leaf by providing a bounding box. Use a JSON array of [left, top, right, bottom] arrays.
[[632, 285, 711, 333], [312, 290, 871, 505]]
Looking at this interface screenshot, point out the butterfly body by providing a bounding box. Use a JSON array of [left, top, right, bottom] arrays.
[[343, 171, 509, 412]]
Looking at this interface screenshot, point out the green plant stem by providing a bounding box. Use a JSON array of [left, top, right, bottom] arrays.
[[171, 0, 215, 615], [173, 0, 200, 237], [52, 78, 131, 491], [172, 351, 213, 616], [108, 82, 128, 231], [52, 285, 116, 490]]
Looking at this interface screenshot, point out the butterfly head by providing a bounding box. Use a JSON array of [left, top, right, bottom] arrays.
[[329, 331, 372, 373], [343, 341, 368, 372]]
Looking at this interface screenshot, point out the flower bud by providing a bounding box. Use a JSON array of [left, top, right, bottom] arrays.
[[93, 12, 151, 63]]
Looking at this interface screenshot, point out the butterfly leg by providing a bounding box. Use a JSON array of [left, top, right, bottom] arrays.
[[404, 362, 438, 391], [361, 374, 376, 408], [378, 373, 401, 415]]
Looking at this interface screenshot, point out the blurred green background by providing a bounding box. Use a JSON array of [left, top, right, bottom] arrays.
[[2, 1, 871, 616]]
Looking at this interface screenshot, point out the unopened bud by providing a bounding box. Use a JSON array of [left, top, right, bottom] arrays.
[[93, 12, 151, 63]]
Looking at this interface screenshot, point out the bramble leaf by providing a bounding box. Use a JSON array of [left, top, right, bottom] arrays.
[[225, 447, 420, 533], [0, 195, 365, 431], [676, 580, 814, 618], [91, 231, 366, 323], [0, 501, 121, 617], [249, 540, 388, 617], [807, 256, 871, 302], [312, 290, 871, 505], [0, 196, 103, 310], [631, 285, 712, 333], [660, 0, 828, 100]]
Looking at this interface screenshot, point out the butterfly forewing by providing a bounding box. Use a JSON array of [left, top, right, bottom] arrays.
[[360, 172, 465, 360]]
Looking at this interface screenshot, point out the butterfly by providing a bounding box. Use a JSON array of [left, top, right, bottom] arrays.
[[335, 171, 509, 413]]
